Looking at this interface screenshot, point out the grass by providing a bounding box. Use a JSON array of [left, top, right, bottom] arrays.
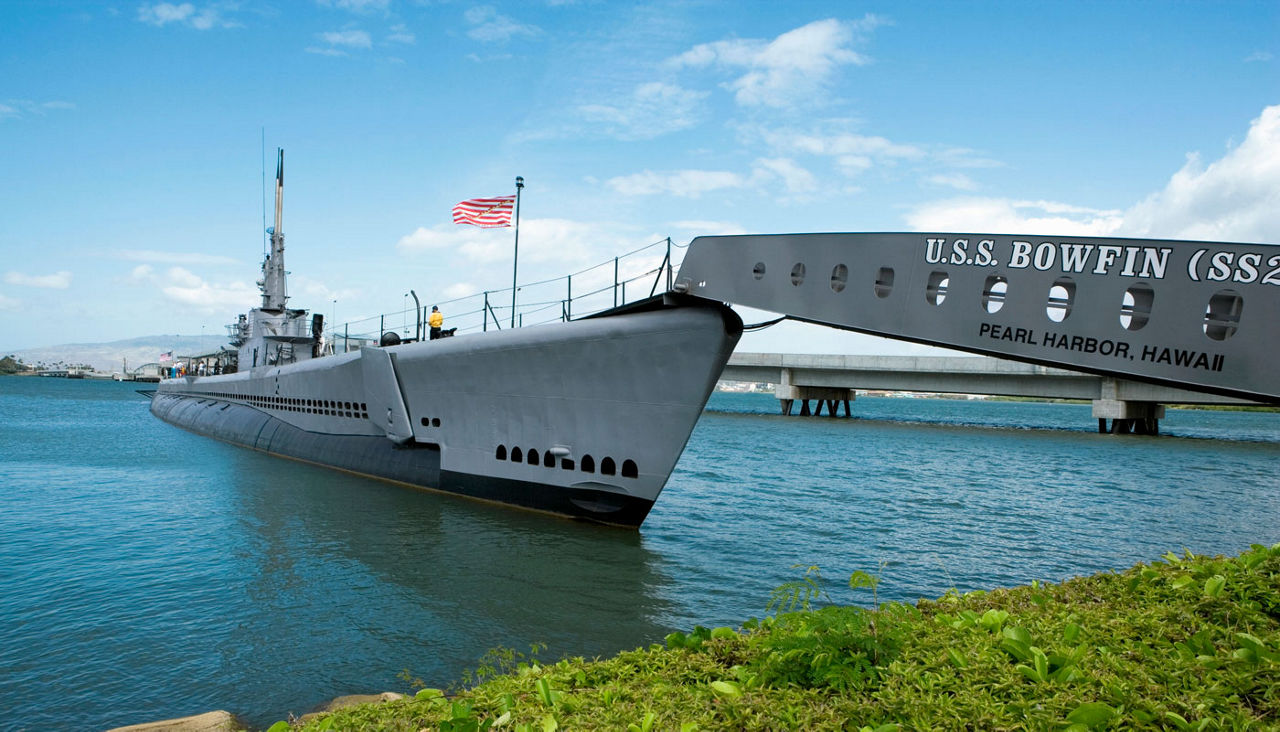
[[280, 544, 1279, 731]]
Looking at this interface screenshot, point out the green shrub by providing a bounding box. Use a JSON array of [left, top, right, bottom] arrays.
[[295, 544, 1280, 731]]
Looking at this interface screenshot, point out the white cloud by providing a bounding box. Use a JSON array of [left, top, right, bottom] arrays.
[[709, 120, 1004, 193], [317, 0, 390, 12], [463, 218, 598, 265], [117, 249, 240, 266], [905, 198, 1124, 236], [166, 266, 203, 288], [442, 282, 477, 300], [466, 52, 514, 64], [606, 158, 821, 199], [307, 29, 373, 55], [758, 127, 924, 161], [4, 271, 73, 289], [835, 155, 871, 176], [933, 147, 1005, 170], [136, 3, 237, 30], [396, 226, 468, 252], [923, 173, 978, 191], [291, 275, 361, 304], [137, 2, 195, 25], [397, 219, 617, 267], [904, 104, 1280, 243], [387, 24, 415, 44], [606, 169, 746, 197], [128, 264, 155, 283], [535, 219, 624, 264], [739, 123, 944, 182], [0, 293, 19, 311], [306, 46, 348, 57], [601, 116, 993, 201], [319, 29, 372, 48], [397, 224, 511, 263], [0, 99, 76, 121], [1244, 51, 1273, 63], [670, 220, 749, 236], [159, 267, 257, 311], [578, 82, 708, 141], [753, 157, 818, 195], [1121, 105, 1280, 242], [668, 17, 884, 108], [465, 6, 540, 43], [120, 261, 256, 312]]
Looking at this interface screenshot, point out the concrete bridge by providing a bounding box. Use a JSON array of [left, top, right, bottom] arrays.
[[720, 353, 1262, 434]]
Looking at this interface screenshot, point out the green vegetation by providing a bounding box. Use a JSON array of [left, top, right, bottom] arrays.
[[288, 546, 1279, 730], [984, 395, 1090, 405], [1169, 404, 1280, 413], [0, 355, 27, 374], [983, 395, 1280, 412]]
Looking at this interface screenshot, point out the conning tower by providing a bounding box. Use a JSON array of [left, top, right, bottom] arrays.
[[226, 149, 322, 370]]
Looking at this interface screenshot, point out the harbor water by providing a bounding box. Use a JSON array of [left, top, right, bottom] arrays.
[[2, 377, 1278, 729]]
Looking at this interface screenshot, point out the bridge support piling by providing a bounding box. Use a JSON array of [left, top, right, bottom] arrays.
[[1093, 378, 1165, 436], [776, 369, 856, 417], [1092, 399, 1164, 436]]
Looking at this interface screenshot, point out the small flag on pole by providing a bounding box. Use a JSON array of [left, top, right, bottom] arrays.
[[453, 195, 516, 228], [159, 351, 172, 363]]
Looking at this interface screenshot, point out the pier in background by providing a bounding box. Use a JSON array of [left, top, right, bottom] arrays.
[[720, 353, 1264, 434]]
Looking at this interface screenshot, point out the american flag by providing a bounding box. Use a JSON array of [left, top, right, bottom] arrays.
[[452, 195, 516, 228], [159, 351, 172, 363]]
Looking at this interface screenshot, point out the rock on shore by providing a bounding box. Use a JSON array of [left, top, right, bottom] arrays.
[[106, 710, 244, 732], [105, 692, 407, 731]]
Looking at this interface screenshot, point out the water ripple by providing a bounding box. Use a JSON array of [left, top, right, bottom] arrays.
[[2, 383, 1279, 728]]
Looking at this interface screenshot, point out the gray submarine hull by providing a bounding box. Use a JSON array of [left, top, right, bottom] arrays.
[[152, 296, 741, 527]]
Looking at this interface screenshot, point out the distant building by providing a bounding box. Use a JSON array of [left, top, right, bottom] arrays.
[[133, 363, 165, 382], [715, 380, 772, 393]]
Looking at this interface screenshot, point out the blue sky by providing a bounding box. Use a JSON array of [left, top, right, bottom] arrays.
[[2, 1, 1278, 354]]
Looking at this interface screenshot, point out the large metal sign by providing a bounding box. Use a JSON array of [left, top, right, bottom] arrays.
[[677, 233, 1280, 403]]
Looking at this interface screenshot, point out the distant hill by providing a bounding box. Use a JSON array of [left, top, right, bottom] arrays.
[[5, 335, 229, 373]]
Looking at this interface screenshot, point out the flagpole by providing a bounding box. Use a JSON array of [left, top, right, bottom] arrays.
[[511, 176, 523, 328]]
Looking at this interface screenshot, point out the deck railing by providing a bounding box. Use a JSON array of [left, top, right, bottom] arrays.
[[330, 237, 683, 352]]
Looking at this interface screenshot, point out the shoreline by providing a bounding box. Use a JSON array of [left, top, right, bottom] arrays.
[[117, 544, 1279, 730]]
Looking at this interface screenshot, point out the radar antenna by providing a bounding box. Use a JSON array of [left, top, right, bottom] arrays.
[[260, 149, 288, 310]]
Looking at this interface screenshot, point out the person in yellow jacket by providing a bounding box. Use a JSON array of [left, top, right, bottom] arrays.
[[428, 305, 444, 340]]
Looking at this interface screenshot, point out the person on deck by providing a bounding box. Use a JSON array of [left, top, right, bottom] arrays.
[[428, 306, 443, 340]]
